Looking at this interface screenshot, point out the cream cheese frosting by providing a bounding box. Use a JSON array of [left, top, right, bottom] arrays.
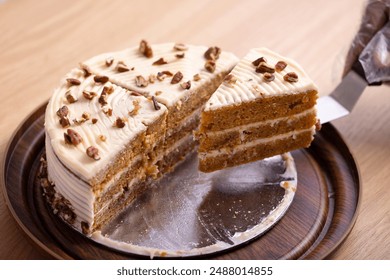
[[204, 47, 318, 111], [81, 43, 239, 108]]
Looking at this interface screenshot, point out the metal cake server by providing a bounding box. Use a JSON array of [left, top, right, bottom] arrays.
[[317, 61, 371, 124]]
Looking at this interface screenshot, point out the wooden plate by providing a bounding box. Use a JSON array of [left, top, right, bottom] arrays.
[[1, 103, 361, 259]]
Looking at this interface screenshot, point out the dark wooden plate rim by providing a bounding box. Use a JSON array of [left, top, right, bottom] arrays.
[[1, 102, 361, 259]]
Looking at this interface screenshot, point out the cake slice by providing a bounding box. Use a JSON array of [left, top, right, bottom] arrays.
[[197, 48, 319, 172]]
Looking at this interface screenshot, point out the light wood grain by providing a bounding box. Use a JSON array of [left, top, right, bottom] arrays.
[[0, 0, 389, 259]]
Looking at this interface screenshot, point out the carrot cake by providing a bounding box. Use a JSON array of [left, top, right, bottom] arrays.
[[196, 48, 319, 172], [44, 41, 239, 234]]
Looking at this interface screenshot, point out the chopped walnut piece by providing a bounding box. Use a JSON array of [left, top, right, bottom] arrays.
[[82, 112, 90, 120], [171, 71, 184, 84], [129, 100, 141, 116], [83, 90, 97, 100], [149, 74, 156, 83], [86, 146, 100, 161], [193, 73, 201, 81], [82, 68, 91, 78], [66, 78, 81, 86], [204, 60, 216, 73], [157, 71, 173, 81], [139, 39, 153, 58], [102, 85, 114, 95], [173, 43, 188, 51], [64, 129, 83, 145], [65, 90, 78, 103], [252, 57, 267, 67], [102, 107, 113, 116], [59, 117, 70, 128], [94, 75, 109, 83], [275, 61, 287, 72], [135, 75, 149, 87], [283, 72, 299, 82], [116, 61, 130, 72], [152, 57, 168, 65], [175, 53, 185, 59], [180, 80, 191, 90], [263, 72, 275, 82], [256, 62, 275, 74], [98, 92, 108, 106], [73, 112, 90, 125], [56, 106, 69, 118], [224, 74, 237, 87], [91, 118, 98, 124], [130, 90, 142, 96], [114, 117, 126, 128], [152, 96, 161, 110], [98, 135, 106, 142], [204, 46, 221, 60], [105, 57, 114, 67]]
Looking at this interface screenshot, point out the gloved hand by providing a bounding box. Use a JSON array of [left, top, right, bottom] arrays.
[[343, 0, 390, 84]]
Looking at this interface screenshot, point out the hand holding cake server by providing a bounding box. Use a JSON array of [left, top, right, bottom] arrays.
[[317, 0, 390, 124]]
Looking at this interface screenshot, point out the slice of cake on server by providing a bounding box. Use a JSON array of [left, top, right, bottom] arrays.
[[196, 48, 320, 172]]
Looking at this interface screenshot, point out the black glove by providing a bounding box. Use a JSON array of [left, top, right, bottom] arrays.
[[343, 0, 390, 84]]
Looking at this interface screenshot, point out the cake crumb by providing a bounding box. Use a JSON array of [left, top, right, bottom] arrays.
[[224, 74, 237, 87]]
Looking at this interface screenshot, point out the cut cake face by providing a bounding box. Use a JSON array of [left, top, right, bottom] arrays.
[[197, 48, 319, 172]]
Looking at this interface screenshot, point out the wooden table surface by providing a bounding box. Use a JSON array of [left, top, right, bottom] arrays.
[[0, 0, 389, 260]]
